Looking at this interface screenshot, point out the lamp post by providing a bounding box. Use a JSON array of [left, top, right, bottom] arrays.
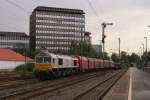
[[138, 46, 143, 60], [144, 37, 148, 53], [138, 47, 142, 59], [118, 37, 121, 62], [142, 43, 144, 55]]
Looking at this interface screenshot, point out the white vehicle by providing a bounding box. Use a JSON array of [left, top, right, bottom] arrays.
[[34, 51, 79, 79]]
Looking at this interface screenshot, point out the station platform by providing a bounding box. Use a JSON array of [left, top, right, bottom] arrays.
[[132, 67, 150, 100], [102, 69, 130, 100], [103, 67, 150, 100]]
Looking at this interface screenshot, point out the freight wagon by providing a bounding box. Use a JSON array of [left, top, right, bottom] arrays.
[[34, 51, 120, 80]]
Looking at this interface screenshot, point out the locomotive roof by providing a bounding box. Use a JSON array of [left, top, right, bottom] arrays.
[[39, 51, 77, 60]]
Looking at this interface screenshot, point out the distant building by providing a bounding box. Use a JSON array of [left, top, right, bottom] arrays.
[[0, 31, 29, 48], [30, 6, 85, 52], [92, 44, 102, 53], [0, 49, 32, 70]]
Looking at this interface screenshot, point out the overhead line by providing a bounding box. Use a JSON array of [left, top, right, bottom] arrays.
[[87, 0, 100, 19], [5, 0, 29, 13]]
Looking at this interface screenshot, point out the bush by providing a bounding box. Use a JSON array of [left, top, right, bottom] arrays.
[[15, 63, 34, 73]]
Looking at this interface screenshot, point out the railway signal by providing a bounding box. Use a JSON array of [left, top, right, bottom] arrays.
[[101, 22, 113, 60]]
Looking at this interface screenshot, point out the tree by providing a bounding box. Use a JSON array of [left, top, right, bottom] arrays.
[[129, 53, 140, 63], [67, 41, 107, 59], [13, 43, 42, 59], [120, 51, 129, 63], [146, 52, 150, 62], [103, 52, 110, 60], [111, 53, 120, 62], [142, 51, 150, 62]]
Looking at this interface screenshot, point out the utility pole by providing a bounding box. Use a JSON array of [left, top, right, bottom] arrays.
[[141, 43, 145, 69], [144, 37, 148, 64], [142, 43, 144, 55], [101, 22, 113, 68], [118, 37, 121, 61], [144, 37, 147, 53], [138, 47, 142, 59]]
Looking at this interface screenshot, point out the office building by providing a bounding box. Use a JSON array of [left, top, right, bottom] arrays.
[[0, 31, 29, 48], [30, 6, 85, 52]]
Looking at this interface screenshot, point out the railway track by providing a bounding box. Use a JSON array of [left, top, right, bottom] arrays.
[[0, 70, 109, 100], [28, 70, 125, 100], [72, 70, 125, 100], [0, 79, 39, 91], [0, 72, 34, 82], [1, 70, 124, 100], [0, 72, 36, 91]]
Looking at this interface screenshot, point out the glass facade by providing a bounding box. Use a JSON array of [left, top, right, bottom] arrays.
[[30, 6, 90, 52]]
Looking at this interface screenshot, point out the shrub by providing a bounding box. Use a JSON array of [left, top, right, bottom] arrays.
[[15, 63, 34, 73]]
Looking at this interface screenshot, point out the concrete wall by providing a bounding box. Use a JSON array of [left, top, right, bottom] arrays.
[[0, 60, 25, 70]]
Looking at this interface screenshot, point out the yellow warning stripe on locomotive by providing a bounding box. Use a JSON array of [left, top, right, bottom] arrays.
[[34, 63, 53, 71]]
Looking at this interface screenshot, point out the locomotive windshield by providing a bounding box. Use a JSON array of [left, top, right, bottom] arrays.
[[36, 56, 43, 63], [44, 57, 51, 63], [36, 56, 51, 63]]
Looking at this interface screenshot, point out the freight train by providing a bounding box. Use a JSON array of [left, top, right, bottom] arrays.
[[34, 51, 120, 79]]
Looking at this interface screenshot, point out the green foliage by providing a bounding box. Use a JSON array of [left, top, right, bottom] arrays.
[[13, 43, 42, 59], [142, 51, 150, 62], [66, 41, 109, 59], [103, 52, 110, 60], [129, 53, 140, 63], [113, 51, 141, 67], [15, 63, 34, 73], [111, 53, 120, 62], [120, 51, 129, 64], [146, 52, 150, 62]]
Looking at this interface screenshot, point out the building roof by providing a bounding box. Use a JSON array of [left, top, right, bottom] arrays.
[[34, 6, 85, 14], [0, 49, 33, 61], [0, 31, 28, 37]]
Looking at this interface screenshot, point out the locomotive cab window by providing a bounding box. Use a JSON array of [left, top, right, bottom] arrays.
[[74, 60, 77, 66], [44, 57, 51, 63], [36, 57, 43, 63], [58, 58, 63, 65]]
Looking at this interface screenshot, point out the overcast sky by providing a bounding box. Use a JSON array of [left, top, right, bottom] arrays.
[[0, 0, 150, 54]]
